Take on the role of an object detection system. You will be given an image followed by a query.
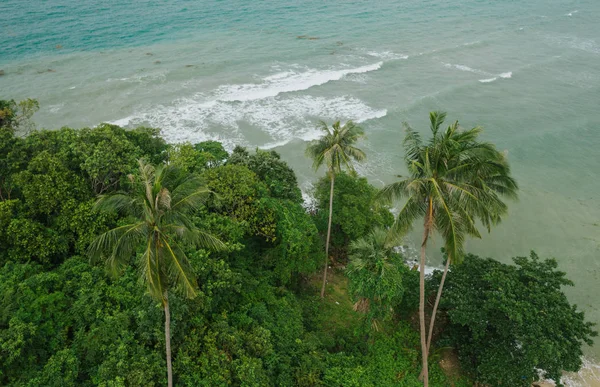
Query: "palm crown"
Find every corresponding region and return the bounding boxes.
[305,120,366,174]
[88,159,224,302]
[380,112,518,264]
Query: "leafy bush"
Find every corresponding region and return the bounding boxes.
[438,252,597,386]
[314,172,393,260]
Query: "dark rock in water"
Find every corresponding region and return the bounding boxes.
[154,60,161,64]
[145,52,153,56]
[37,69,56,74]
[297,35,319,40]
[308,37,319,40]
[0,70,4,76]
[185,64,194,68]
[336,41,343,46]
[297,35,307,39]
[55,44,63,49]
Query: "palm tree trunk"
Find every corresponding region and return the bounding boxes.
[320,173,335,298]
[419,200,432,387]
[426,254,451,354]
[164,293,173,387]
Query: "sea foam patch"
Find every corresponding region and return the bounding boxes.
[110,61,387,148]
[112,95,386,149]
[214,62,383,102]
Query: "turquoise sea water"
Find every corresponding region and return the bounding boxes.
[2,1,600,383]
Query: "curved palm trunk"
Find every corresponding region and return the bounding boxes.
[426,255,451,353]
[419,199,433,387]
[321,173,335,298]
[164,293,173,387]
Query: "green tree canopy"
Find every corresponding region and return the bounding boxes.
[438,252,597,386]
[228,146,303,203]
[315,172,393,259]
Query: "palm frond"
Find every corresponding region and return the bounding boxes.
[159,233,197,299]
[429,111,447,138]
[388,194,426,242]
[88,222,147,273]
[402,122,423,163]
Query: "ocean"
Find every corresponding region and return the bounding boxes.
[1,0,599,384]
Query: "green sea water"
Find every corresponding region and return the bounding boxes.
[1,1,600,383]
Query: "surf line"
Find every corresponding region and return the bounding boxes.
[442,62,512,83]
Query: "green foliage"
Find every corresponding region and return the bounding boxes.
[6,217,69,264]
[194,141,228,167]
[315,172,393,257]
[203,164,278,241]
[0,258,166,386]
[262,199,321,284]
[14,150,88,217]
[0,123,26,200]
[124,126,168,165]
[228,146,303,203]
[346,228,407,329]
[0,100,17,129]
[438,252,597,386]
[168,142,205,173]
[321,324,455,386]
[0,98,39,132]
[75,124,150,194]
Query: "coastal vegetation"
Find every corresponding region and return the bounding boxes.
[0,99,595,386]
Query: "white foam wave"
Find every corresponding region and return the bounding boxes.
[214,62,383,102]
[443,62,489,75]
[562,357,600,387]
[566,10,579,17]
[110,95,386,149]
[536,357,600,386]
[106,72,167,84]
[367,51,409,60]
[444,63,513,82]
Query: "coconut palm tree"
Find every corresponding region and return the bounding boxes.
[88,160,225,387]
[379,112,518,386]
[306,120,366,298]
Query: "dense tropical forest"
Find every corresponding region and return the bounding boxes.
[0,98,596,386]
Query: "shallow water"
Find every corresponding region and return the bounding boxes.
[2,0,600,382]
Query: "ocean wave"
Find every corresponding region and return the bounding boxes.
[110,95,386,149]
[543,34,600,55]
[537,357,600,386]
[443,62,489,76]
[214,62,383,102]
[106,71,167,84]
[367,51,409,60]
[443,62,513,83]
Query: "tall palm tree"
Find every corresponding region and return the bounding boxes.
[306,120,366,298]
[379,112,517,386]
[88,160,225,387]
